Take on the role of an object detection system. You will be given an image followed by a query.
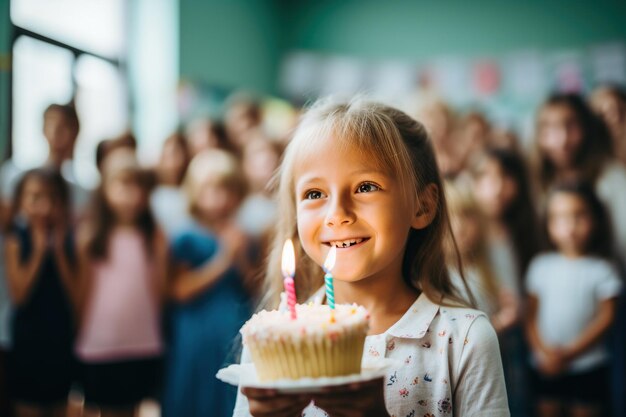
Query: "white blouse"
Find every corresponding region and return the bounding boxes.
[232,292,510,417]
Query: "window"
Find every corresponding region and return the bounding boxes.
[10,0,128,188]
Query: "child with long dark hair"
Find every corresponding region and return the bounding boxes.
[75,150,167,417]
[526,181,622,417]
[534,93,626,266]
[6,168,76,417]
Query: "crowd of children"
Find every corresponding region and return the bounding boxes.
[0,84,624,417]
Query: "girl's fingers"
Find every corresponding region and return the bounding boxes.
[241,386,278,399]
[319,377,384,393]
[247,397,312,417]
[242,387,313,416]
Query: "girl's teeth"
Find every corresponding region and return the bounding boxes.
[331,238,364,248]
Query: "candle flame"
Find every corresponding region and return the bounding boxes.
[323,246,336,272]
[281,239,295,277]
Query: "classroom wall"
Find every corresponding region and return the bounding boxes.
[178,0,283,95]
[279,0,626,59]
[179,0,626,95]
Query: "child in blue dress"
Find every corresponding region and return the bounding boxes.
[162,149,254,417]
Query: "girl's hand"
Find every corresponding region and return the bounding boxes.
[312,377,389,417]
[31,225,49,253]
[220,223,248,263]
[241,387,312,417]
[538,348,566,376]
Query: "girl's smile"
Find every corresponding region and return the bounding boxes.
[322,237,370,249]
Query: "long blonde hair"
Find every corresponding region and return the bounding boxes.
[444,180,499,304]
[262,97,470,309]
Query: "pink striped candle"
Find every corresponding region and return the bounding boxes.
[281,239,297,319]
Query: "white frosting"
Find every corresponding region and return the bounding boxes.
[241,303,370,343]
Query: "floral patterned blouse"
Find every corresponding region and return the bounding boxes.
[233,292,510,417]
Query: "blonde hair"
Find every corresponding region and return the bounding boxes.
[262,97,469,309]
[444,180,499,304]
[183,149,248,219]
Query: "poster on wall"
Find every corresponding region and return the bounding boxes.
[503,50,548,100]
[590,42,626,86]
[473,59,501,97]
[550,50,587,93]
[367,60,417,106]
[319,55,366,98]
[279,51,324,101]
[429,56,471,105]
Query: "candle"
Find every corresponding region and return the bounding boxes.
[281,239,297,319]
[323,246,337,321]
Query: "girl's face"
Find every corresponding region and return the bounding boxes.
[43,110,77,159]
[537,104,584,169]
[450,211,481,259]
[186,120,219,157]
[294,140,419,283]
[243,140,280,191]
[195,179,239,223]
[547,192,594,257]
[21,178,55,227]
[104,172,148,223]
[473,158,518,219]
[592,91,624,133]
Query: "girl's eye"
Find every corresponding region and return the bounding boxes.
[356,182,380,193]
[304,190,324,200]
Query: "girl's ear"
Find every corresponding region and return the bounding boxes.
[411,183,439,230]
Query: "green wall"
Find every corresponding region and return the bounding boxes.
[179,0,626,95]
[280,0,626,60]
[179,0,283,94]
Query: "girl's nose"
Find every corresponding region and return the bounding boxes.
[325,196,356,227]
[547,126,568,149]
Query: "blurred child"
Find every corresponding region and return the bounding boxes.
[224,93,263,151]
[526,181,622,417]
[75,151,166,417]
[95,132,138,175]
[6,168,75,417]
[534,93,626,267]
[0,199,12,416]
[456,111,491,171]
[446,180,519,331]
[151,133,192,237]
[185,118,235,158]
[1,103,89,215]
[236,135,281,239]
[162,149,253,417]
[457,154,538,415]
[471,148,541,291]
[589,85,626,165]
[415,99,463,178]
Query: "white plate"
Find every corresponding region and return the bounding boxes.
[216,358,397,394]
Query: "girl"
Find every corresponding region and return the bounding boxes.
[534,93,626,267]
[162,149,253,417]
[445,180,519,333]
[237,135,282,239]
[6,168,75,417]
[470,147,541,294]
[469,148,541,416]
[589,85,626,165]
[526,181,622,417]
[75,150,167,417]
[235,97,509,417]
[151,132,192,237]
